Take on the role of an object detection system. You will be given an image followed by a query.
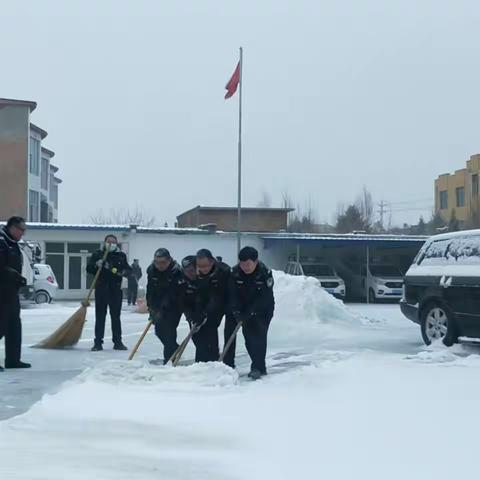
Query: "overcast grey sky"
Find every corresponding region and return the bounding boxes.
[2,0,480,227]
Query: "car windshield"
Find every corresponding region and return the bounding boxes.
[302,264,334,277]
[369,265,402,277]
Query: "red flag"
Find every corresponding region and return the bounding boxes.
[224,62,240,99]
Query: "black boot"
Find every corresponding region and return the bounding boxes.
[113,342,128,351]
[248,369,262,381]
[5,360,31,369]
[0,364,4,372]
[91,343,103,352]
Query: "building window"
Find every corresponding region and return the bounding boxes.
[29,137,40,175]
[440,190,448,210]
[473,174,479,197]
[29,190,40,221]
[41,158,49,190]
[456,187,465,207]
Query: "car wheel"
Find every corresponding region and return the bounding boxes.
[368,288,376,304]
[35,291,51,304]
[420,301,457,346]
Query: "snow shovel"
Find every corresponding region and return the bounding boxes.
[33,248,109,349]
[219,321,243,363]
[128,318,153,361]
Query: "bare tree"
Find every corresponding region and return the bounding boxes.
[89,206,156,227]
[257,189,272,208]
[355,186,374,230]
[281,189,295,226]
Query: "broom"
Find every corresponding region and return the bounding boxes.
[128,318,153,361]
[219,321,242,362]
[33,248,109,349]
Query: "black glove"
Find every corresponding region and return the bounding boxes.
[18,276,27,287]
[150,310,164,325]
[233,311,243,324]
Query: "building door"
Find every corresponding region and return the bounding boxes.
[67,253,93,291]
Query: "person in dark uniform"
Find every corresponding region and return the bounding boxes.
[194,249,231,362]
[146,248,183,363]
[127,259,142,306]
[177,255,210,361]
[87,234,131,351]
[226,246,275,380]
[177,255,198,324]
[0,216,31,371]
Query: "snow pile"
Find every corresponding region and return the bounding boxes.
[271,271,364,348]
[78,360,239,391]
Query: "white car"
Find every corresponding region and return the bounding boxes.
[285,261,346,299]
[33,264,58,304]
[364,264,404,303]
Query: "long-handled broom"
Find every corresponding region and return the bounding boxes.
[33,248,109,349]
[128,318,153,361]
[169,317,207,366]
[219,321,242,362]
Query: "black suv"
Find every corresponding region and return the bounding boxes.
[400,230,480,346]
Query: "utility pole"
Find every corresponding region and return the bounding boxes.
[378,200,387,231]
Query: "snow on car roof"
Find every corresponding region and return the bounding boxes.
[427,229,480,242]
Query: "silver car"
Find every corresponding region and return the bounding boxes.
[33,264,59,304]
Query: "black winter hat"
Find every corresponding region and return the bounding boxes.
[181,255,196,269]
[196,248,214,259]
[154,248,171,259]
[104,234,118,242]
[238,246,258,262]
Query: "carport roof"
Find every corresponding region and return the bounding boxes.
[262,233,428,248]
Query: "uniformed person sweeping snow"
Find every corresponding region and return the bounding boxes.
[225,246,275,380]
[177,255,199,324]
[146,248,183,364]
[194,249,231,362]
[0,216,31,371]
[87,235,131,351]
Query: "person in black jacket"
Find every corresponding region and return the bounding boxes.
[177,255,198,324]
[194,249,231,362]
[127,259,142,306]
[225,246,275,380]
[146,248,183,363]
[86,234,131,351]
[0,216,31,371]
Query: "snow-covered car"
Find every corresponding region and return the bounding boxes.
[284,261,346,299]
[400,229,480,346]
[33,263,58,304]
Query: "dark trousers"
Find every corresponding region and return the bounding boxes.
[94,286,123,345]
[0,293,22,364]
[223,315,271,374]
[222,314,237,368]
[127,283,138,305]
[153,311,182,362]
[192,315,222,362]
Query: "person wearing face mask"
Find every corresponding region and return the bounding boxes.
[86,234,131,351]
[225,246,275,380]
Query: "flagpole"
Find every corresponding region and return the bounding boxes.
[237,46,243,255]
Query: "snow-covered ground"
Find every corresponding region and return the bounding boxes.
[1,272,480,479]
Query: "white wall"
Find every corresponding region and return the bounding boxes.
[24,227,279,298]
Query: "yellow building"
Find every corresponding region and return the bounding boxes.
[435,154,480,226]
